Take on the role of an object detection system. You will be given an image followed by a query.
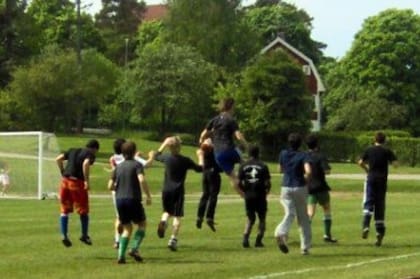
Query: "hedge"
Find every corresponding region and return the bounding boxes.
[317,132,420,166]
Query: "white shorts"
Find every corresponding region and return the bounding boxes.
[0,174,9,185]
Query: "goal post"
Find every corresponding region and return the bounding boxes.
[0,131,61,199]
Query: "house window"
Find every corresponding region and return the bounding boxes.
[302,65,311,76]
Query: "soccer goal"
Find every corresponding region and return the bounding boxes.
[0,131,61,199]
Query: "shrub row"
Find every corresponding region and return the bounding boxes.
[317,132,420,166]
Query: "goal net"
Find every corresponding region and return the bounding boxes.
[0,131,61,199]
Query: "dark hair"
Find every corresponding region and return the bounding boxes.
[375,132,386,144]
[86,139,100,150]
[306,134,319,150]
[218,97,235,112]
[121,141,136,159]
[248,145,260,159]
[113,138,126,154]
[288,133,302,150]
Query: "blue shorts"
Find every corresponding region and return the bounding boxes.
[214,148,241,174]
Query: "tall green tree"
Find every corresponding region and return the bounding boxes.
[222,49,311,154]
[27,0,105,54]
[5,46,119,132]
[166,0,260,71]
[244,2,325,64]
[126,42,217,135]
[0,0,40,87]
[324,9,420,133]
[95,0,146,65]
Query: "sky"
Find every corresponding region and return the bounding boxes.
[83,0,420,58]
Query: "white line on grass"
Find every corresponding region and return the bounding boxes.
[249,252,420,279]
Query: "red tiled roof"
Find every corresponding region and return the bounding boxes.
[143,4,168,21]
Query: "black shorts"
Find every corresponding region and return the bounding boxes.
[116,198,146,225]
[162,188,184,217]
[245,197,267,219]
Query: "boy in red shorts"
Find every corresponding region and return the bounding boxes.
[56,139,99,247]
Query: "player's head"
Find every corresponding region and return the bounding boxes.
[288,133,302,150]
[168,136,182,154]
[218,97,235,113]
[306,134,319,150]
[113,138,126,154]
[375,132,386,144]
[248,145,260,159]
[86,139,100,153]
[122,141,136,160]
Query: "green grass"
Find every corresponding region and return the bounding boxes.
[1,193,420,279]
[2,133,420,278]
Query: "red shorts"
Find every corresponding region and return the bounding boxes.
[59,177,89,215]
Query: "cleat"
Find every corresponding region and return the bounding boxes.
[196,218,203,229]
[117,258,126,264]
[206,219,216,232]
[276,236,289,254]
[242,238,250,248]
[79,235,92,245]
[375,234,384,247]
[301,249,310,255]
[157,221,167,238]
[128,250,143,262]
[323,236,338,243]
[255,234,264,247]
[168,238,177,251]
[255,241,264,248]
[62,237,72,247]
[362,228,369,239]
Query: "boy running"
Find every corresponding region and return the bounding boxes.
[238,145,271,248]
[56,139,99,247]
[153,136,203,251]
[109,138,153,249]
[305,134,337,243]
[358,132,397,246]
[108,141,152,264]
[0,161,10,196]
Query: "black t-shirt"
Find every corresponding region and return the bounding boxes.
[203,147,222,173]
[156,153,202,192]
[305,150,331,194]
[112,159,144,200]
[361,145,397,178]
[238,159,271,199]
[205,114,239,153]
[63,148,96,180]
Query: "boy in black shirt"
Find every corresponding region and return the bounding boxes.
[358,132,397,246]
[108,141,152,264]
[238,145,271,248]
[153,136,202,251]
[305,134,337,243]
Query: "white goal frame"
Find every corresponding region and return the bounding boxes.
[0,131,57,199]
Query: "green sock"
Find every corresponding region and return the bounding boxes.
[118,237,129,259]
[324,216,332,237]
[131,230,145,251]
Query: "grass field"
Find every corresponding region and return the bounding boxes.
[1,192,420,279]
[1,133,420,278]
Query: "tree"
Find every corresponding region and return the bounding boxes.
[227,49,311,155]
[324,9,420,133]
[254,0,281,7]
[0,0,41,87]
[27,0,105,54]
[165,0,260,71]
[95,0,146,65]
[136,20,166,55]
[126,42,217,135]
[5,46,119,132]
[244,3,325,64]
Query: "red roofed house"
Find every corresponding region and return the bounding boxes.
[261,36,326,131]
[143,4,168,22]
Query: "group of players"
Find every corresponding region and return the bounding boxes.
[56,97,397,263]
